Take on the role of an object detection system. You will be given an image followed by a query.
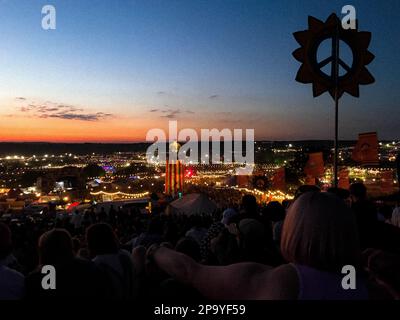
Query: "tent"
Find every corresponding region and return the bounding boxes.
[169,193,217,216]
[67,202,91,213]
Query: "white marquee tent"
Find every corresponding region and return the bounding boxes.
[168,193,217,216]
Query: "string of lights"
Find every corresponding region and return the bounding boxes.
[89,190,150,198]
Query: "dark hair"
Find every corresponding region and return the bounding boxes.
[327,187,350,200]
[380,205,393,220]
[241,195,258,218]
[147,217,163,234]
[86,223,118,257]
[262,201,286,222]
[39,229,74,265]
[175,237,201,262]
[211,229,240,265]
[281,200,292,209]
[242,195,257,210]
[189,215,202,228]
[349,183,367,200]
[0,222,12,260]
[366,249,400,294]
[72,237,81,254]
[295,185,320,199]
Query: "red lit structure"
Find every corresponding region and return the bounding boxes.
[165,159,184,196]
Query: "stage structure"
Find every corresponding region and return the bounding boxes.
[165,141,185,197]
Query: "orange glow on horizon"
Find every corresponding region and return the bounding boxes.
[0,116,153,143]
[0,110,299,142]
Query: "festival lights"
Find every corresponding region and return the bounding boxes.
[90,190,150,198]
[231,186,294,202]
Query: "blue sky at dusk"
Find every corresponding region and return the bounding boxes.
[0,0,399,142]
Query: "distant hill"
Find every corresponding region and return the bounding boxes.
[0,142,150,156]
[0,140,362,156]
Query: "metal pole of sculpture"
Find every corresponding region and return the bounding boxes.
[333,22,339,187]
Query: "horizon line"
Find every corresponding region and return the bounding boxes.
[1,139,397,144]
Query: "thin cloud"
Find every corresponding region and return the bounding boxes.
[215,111,232,116]
[221,119,242,124]
[208,94,219,99]
[20,106,32,112]
[3,114,33,119]
[148,107,195,119]
[15,97,26,101]
[56,105,84,112]
[161,109,181,119]
[39,112,112,121]
[15,100,113,122]
[161,114,178,119]
[38,107,60,112]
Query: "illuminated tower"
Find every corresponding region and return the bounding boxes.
[165,141,184,196]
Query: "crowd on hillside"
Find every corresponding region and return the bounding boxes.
[1,182,400,300]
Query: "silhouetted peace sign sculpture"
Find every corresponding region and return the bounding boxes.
[292,13,375,187]
[293,13,374,99]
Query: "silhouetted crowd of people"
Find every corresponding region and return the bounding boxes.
[2,182,400,300]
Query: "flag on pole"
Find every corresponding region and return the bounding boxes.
[237,174,250,188]
[304,152,324,178]
[396,153,400,186]
[338,168,350,189]
[305,176,316,185]
[381,170,394,194]
[352,132,379,166]
[272,167,286,191]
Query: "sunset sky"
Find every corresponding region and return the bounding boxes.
[0,0,399,142]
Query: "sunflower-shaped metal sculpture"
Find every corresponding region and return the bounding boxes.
[292,13,375,187]
[293,13,375,99]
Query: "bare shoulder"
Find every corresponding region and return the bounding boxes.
[253,263,299,300]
